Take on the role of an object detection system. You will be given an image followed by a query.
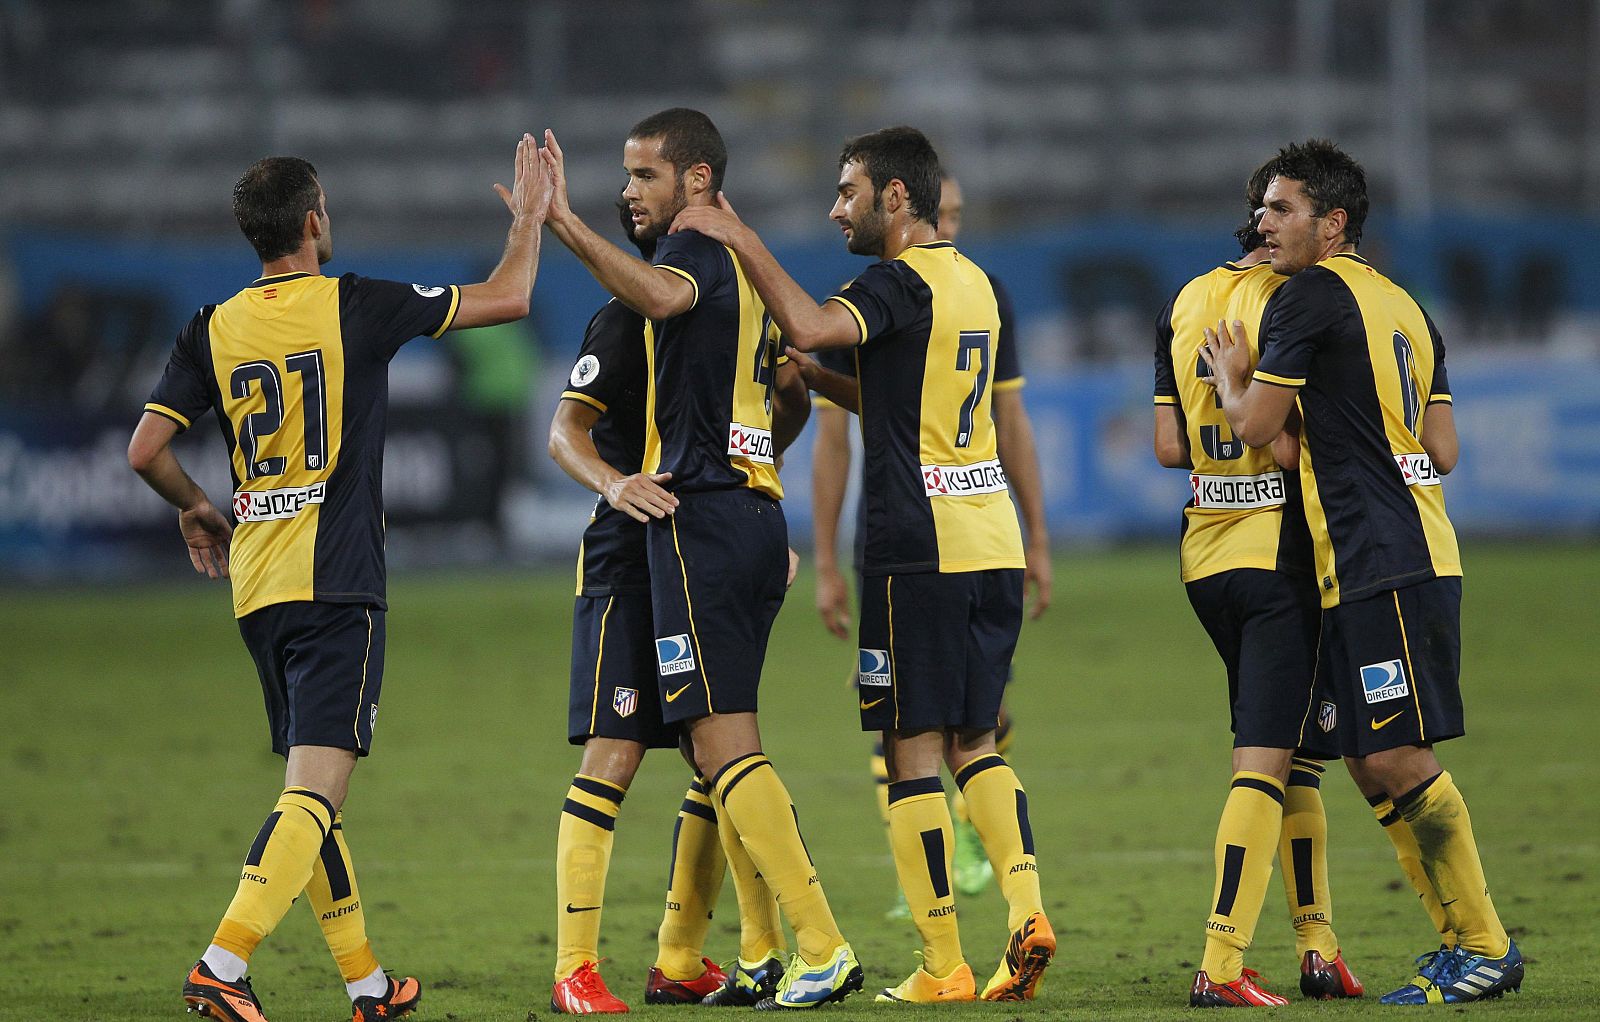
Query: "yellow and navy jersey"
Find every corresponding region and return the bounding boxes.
[1154,261,1313,583]
[645,229,784,501]
[817,270,1024,573]
[144,271,460,617]
[561,298,650,597]
[1253,253,1460,607]
[829,241,1025,575]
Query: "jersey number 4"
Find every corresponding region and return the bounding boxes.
[230,350,329,479]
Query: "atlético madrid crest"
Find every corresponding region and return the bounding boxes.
[613,687,638,718]
[1318,700,1337,733]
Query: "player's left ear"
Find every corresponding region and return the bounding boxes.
[1323,207,1348,244]
[684,162,713,199]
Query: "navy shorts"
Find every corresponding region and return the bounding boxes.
[857,569,1023,733]
[646,489,788,723]
[237,600,385,758]
[1318,576,1465,757]
[568,591,679,748]
[1185,568,1336,757]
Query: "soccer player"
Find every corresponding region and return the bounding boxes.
[127,138,553,1022]
[674,126,1053,1004]
[1155,157,1363,1007]
[1201,138,1524,1006]
[811,172,1050,913]
[544,196,804,1013]
[538,110,862,1010]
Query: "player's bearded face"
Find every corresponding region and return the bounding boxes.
[622,137,688,244]
[832,163,890,256]
[1259,177,1327,275]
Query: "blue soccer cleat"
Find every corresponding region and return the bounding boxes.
[700,951,784,1007]
[1379,939,1523,1005]
[753,944,863,1009]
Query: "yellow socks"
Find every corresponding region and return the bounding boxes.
[1394,771,1508,958]
[1368,790,1456,947]
[305,812,381,984]
[887,777,964,977]
[713,753,843,965]
[951,714,1010,826]
[1200,771,1284,983]
[655,775,727,981]
[953,754,1041,931]
[212,787,336,961]
[555,774,625,980]
[1280,758,1339,959]
[712,781,784,963]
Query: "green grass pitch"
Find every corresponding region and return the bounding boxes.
[2,543,1595,1020]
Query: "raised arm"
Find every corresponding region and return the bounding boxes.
[453,134,555,330]
[540,130,695,321]
[671,194,860,351]
[127,412,232,578]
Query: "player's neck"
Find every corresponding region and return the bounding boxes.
[877,220,939,261]
[1312,238,1357,265]
[258,244,323,281]
[1234,247,1271,268]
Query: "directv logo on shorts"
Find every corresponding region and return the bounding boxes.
[858,648,891,687]
[1360,659,1410,704]
[656,634,697,676]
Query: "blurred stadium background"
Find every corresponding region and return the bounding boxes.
[2,0,1597,580]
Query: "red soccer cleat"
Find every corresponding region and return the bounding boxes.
[551,961,630,1014]
[1299,949,1364,999]
[1190,967,1291,1007]
[644,957,729,1004]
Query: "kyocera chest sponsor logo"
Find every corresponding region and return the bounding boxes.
[727,423,775,465]
[656,633,697,676]
[233,481,326,522]
[858,648,891,687]
[1360,659,1410,704]
[921,459,1007,497]
[1394,452,1442,487]
[1189,470,1286,509]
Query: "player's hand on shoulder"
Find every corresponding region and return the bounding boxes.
[604,471,678,522]
[179,499,232,579]
[670,192,747,246]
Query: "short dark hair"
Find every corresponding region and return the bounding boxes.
[1271,138,1368,248]
[233,157,322,262]
[839,126,942,227]
[628,107,727,194]
[1234,155,1279,255]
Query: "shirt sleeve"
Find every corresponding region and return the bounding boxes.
[144,308,216,430]
[652,230,728,311]
[561,300,645,414]
[1423,309,1451,404]
[1253,268,1342,389]
[1152,292,1178,405]
[990,274,1023,390]
[827,259,922,346]
[339,274,462,362]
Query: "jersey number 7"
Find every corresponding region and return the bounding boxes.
[230,350,329,479]
[955,330,992,448]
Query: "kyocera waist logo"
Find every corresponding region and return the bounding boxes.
[656,634,697,676]
[727,423,775,465]
[233,481,326,522]
[921,459,1007,497]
